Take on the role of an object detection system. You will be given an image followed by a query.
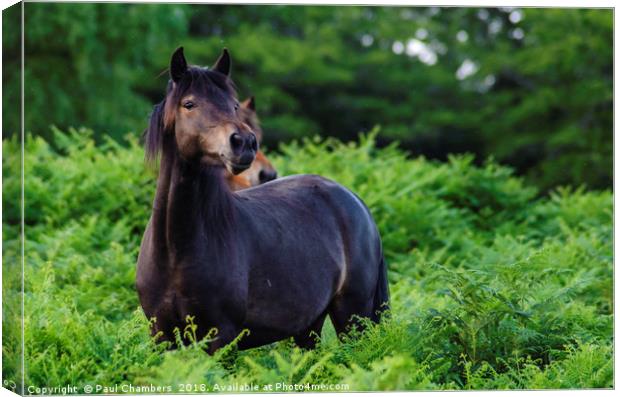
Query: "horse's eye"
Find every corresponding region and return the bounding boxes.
[183,101,195,110]
[234,103,239,111]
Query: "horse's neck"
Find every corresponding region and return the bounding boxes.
[151,138,236,261]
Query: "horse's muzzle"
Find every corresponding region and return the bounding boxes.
[229,131,257,174]
[259,169,278,183]
[231,162,252,174]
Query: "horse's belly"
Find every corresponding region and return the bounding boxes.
[243,256,340,335]
[236,325,294,350]
[243,305,320,335]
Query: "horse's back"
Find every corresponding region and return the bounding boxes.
[238,174,369,214]
[237,173,380,251]
[237,174,378,248]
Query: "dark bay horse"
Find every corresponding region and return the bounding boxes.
[225,97,278,191]
[136,47,389,353]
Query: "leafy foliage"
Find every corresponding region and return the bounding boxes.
[3,4,612,189]
[3,3,188,141]
[2,129,612,391]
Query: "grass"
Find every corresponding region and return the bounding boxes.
[2,127,613,392]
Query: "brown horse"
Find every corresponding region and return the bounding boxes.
[136,47,389,353]
[225,97,277,191]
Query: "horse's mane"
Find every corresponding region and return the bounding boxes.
[143,66,238,163]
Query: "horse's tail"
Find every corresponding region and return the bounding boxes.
[371,254,390,323]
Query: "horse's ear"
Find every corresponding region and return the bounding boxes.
[170,47,188,83]
[212,48,231,76]
[241,96,255,111]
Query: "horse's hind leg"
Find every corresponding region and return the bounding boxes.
[293,312,328,349]
[328,293,375,339]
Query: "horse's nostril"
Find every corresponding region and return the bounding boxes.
[230,133,243,150]
[249,134,258,152]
